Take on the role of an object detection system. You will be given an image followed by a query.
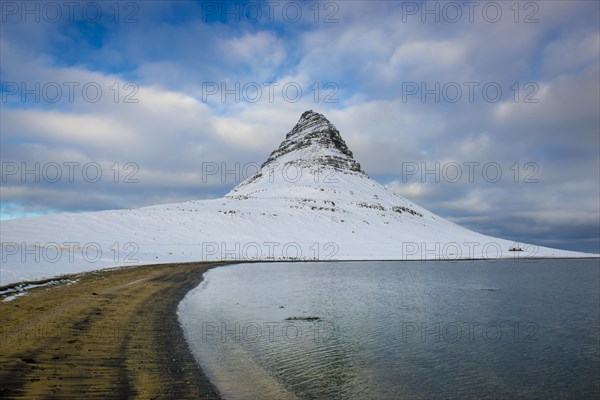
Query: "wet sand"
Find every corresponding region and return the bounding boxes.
[0,262,229,399]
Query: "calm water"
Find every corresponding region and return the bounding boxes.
[178,260,600,399]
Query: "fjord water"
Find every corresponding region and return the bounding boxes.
[178,260,600,399]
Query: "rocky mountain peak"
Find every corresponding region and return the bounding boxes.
[260,110,365,175]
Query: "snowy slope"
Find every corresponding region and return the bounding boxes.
[0,111,593,285]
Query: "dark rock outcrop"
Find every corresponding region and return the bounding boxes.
[260,110,366,175]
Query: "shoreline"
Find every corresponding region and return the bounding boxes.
[1,258,597,397]
[2,255,598,292]
[0,262,229,399]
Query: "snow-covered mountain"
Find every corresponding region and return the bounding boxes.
[0,111,593,286]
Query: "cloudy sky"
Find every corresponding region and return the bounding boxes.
[1,0,598,253]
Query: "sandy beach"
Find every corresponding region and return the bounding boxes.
[0,262,227,399]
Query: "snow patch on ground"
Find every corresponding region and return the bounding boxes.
[0,279,79,301]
